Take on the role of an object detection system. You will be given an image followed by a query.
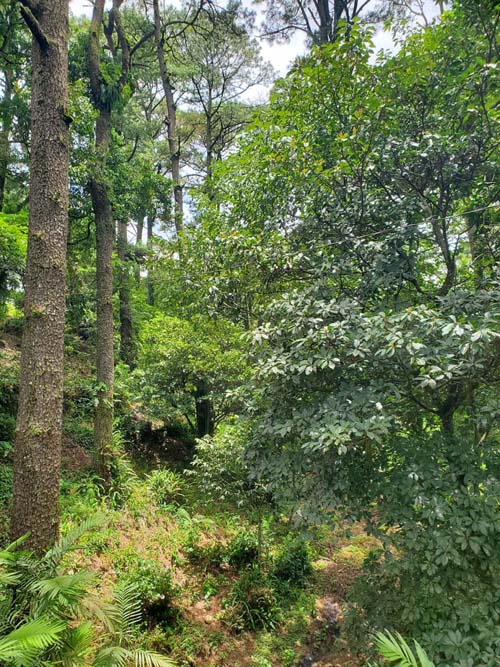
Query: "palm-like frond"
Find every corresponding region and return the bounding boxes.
[93,647,175,667]
[0,531,176,667]
[79,595,118,634]
[128,650,176,667]
[0,569,20,586]
[33,572,95,607]
[0,617,64,663]
[373,631,434,667]
[43,517,105,571]
[93,646,130,667]
[58,621,94,667]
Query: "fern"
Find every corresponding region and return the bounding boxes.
[0,528,176,667]
[108,583,143,638]
[372,631,435,667]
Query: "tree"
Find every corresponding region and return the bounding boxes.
[86,0,150,483]
[256,0,376,43]
[152,0,185,234]
[135,313,248,437]
[194,4,500,661]
[11,0,70,553]
[180,4,272,184]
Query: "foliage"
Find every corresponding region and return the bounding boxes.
[0,212,27,321]
[189,421,270,514]
[104,430,138,508]
[0,525,174,666]
[0,353,18,448]
[147,468,186,507]
[190,4,500,664]
[272,538,312,587]
[226,532,260,569]
[346,435,500,666]
[120,556,178,629]
[223,568,281,632]
[371,631,435,667]
[134,314,248,434]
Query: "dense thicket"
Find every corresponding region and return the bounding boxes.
[0,0,498,665]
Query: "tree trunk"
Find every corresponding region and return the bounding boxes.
[195,378,214,438]
[0,71,13,211]
[11,0,70,554]
[134,213,144,286]
[117,218,135,367]
[146,213,155,306]
[89,110,115,485]
[153,0,183,234]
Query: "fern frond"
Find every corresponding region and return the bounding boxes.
[0,569,20,587]
[108,584,142,637]
[80,595,117,634]
[93,645,129,667]
[33,571,95,608]
[129,649,176,667]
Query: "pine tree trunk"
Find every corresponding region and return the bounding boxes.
[89,109,114,486]
[11,0,70,554]
[118,218,135,367]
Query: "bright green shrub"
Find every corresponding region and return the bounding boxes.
[147,468,185,507]
[224,568,281,631]
[121,557,178,628]
[226,532,260,569]
[0,212,26,322]
[272,538,313,586]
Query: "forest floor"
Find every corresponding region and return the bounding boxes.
[0,326,379,667]
[59,442,379,667]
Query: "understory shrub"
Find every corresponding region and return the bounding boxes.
[147,468,186,507]
[223,568,281,632]
[121,557,179,628]
[226,532,260,569]
[272,538,313,586]
[346,437,500,667]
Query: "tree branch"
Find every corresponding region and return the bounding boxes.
[19,5,48,50]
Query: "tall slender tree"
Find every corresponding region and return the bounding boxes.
[11,0,70,553]
[87,0,117,484]
[152,0,183,235]
[87,0,152,482]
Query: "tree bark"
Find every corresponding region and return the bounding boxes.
[11,0,70,554]
[134,213,144,286]
[153,0,183,234]
[87,0,116,484]
[89,109,115,486]
[194,378,214,438]
[117,218,135,367]
[146,213,155,306]
[0,71,13,211]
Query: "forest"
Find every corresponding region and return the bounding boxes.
[0,0,498,665]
